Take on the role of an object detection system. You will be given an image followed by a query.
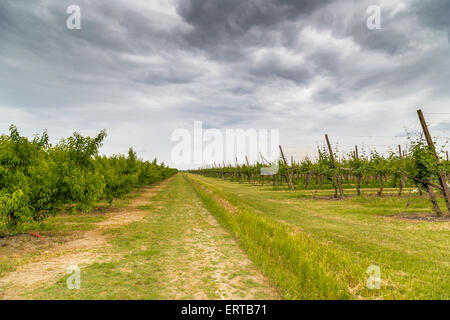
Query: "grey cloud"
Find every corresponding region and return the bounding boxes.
[133,64,203,85]
[412,0,450,42]
[176,0,335,48]
[249,58,312,85]
[0,0,449,168]
[312,87,345,105]
[0,0,191,110]
[305,0,418,56]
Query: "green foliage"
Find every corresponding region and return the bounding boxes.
[347,149,369,176]
[0,126,177,228]
[316,146,336,180]
[191,138,448,196]
[368,151,390,177]
[406,137,439,190]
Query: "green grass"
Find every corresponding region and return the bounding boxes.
[186,173,450,300]
[4,173,448,300]
[0,188,150,278]
[29,174,277,300]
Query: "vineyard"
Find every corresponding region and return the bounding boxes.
[190,111,450,218]
[176,111,449,299]
[0,125,177,232]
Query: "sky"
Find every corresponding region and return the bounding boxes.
[0,0,449,169]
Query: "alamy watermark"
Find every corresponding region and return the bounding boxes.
[66,5,81,30]
[66,265,81,290]
[366,5,381,30]
[64,5,380,33]
[366,265,381,290]
[171,121,280,167]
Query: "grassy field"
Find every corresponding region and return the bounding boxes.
[0,173,448,300]
[185,173,450,300]
[0,175,278,299]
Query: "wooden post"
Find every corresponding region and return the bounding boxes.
[355,145,361,196]
[417,109,450,214]
[398,145,405,197]
[428,183,443,217]
[279,145,294,190]
[325,134,335,164]
[447,151,449,182]
[325,134,344,199]
[259,152,270,165]
[325,134,338,198]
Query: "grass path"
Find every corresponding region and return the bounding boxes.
[185,173,450,300]
[2,174,278,299]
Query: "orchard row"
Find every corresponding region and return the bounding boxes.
[190,136,450,216]
[0,125,177,228]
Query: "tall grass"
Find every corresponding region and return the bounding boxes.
[186,174,380,300]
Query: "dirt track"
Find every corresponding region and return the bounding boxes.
[0,179,172,299]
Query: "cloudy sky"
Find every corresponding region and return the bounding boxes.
[0,0,449,168]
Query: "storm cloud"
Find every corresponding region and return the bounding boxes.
[0,0,449,168]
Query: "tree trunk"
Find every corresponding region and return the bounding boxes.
[427,184,442,217]
[414,183,423,196]
[398,176,406,197]
[377,175,384,196]
[332,182,338,199]
[337,175,344,199]
[357,175,362,196]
